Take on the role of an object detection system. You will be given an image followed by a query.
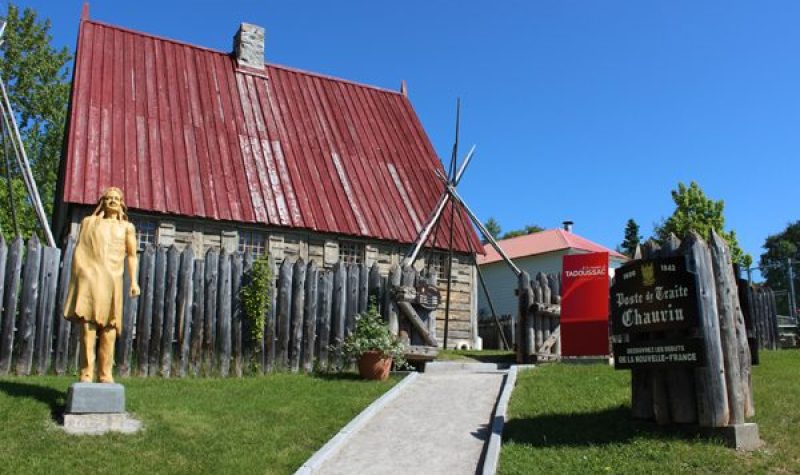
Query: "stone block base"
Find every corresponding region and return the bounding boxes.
[63,413,142,435]
[705,423,762,451]
[66,383,125,413]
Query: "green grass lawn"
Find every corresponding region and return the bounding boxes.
[0,373,398,474]
[500,350,800,474]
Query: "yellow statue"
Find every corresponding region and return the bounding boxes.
[64,187,140,383]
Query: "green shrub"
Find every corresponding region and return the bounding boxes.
[339,299,406,368]
[240,254,272,356]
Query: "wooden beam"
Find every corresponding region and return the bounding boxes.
[396,301,437,347]
[404,344,439,361]
[537,326,560,355]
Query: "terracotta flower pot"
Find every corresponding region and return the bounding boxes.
[357,350,392,381]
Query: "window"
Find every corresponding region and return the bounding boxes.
[238,230,267,256]
[339,241,364,265]
[132,219,157,250]
[428,252,451,283]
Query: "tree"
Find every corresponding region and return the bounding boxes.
[619,218,642,257]
[501,224,544,240]
[654,181,752,266]
[483,217,501,244]
[0,3,71,239]
[759,221,799,314]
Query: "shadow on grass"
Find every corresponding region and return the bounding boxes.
[0,380,66,422]
[311,372,365,382]
[441,351,516,365]
[503,406,685,448]
[465,354,516,364]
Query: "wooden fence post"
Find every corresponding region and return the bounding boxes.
[517,271,531,363]
[290,259,306,372]
[387,265,401,336]
[547,273,560,305]
[149,246,167,376]
[35,246,60,375]
[765,288,775,349]
[400,266,415,343]
[203,248,219,374]
[424,270,437,340]
[754,289,764,349]
[767,289,779,350]
[177,247,195,378]
[189,257,205,376]
[317,270,332,370]
[533,278,544,350]
[710,230,749,424]
[276,259,293,369]
[160,245,180,377]
[303,261,318,372]
[54,237,76,375]
[368,263,381,310]
[332,262,346,368]
[230,251,243,377]
[117,248,138,378]
[358,263,369,314]
[346,264,359,337]
[540,274,553,347]
[136,245,156,376]
[16,236,42,375]
[66,320,80,375]
[217,250,232,377]
[685,231,729,427]
[262,254,276,373]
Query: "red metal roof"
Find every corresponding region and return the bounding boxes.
[477,229,627,265]
[61,18,482,254]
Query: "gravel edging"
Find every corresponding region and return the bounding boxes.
[481,364,536,475]
[294,372,420,474]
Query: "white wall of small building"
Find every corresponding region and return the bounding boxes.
[478,249,626,319]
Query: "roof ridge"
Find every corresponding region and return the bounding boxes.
[83,18,404,97]
[85,18,227,55]
[266,63,404,96]
[553,228,572,248]
[492,228,557,245]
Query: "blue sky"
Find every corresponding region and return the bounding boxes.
[11,1,800,278]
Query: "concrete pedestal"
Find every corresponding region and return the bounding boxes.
[709,423,762,451]
[63,383,141,435]
[66,383,125,413]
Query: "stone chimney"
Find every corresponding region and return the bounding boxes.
[233,23,265,69]
[562,220,574,233]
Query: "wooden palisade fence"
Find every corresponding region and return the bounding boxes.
[626,231,754,428]
[0,235,437,378]
[516,271,561,362]
[744,285,780,351]
[477,314,513,350]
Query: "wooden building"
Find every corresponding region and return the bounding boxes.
[53,10,483,348]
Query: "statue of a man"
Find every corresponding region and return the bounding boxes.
[64,187,140,383]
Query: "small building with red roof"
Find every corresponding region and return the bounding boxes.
[477,224,627,320]
[53,10,483,347]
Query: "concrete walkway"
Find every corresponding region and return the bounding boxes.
[312,363,508,475]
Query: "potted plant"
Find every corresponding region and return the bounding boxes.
[341,302,406,381]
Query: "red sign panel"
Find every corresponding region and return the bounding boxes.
[561,252,610,357]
